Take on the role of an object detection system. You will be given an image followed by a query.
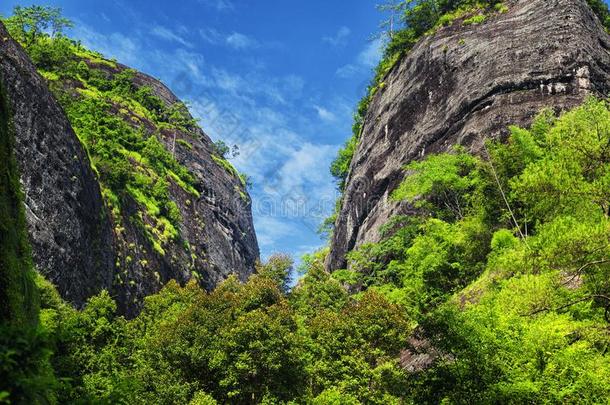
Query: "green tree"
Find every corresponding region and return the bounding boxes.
[256,254,294,294]
[3,5,73,49]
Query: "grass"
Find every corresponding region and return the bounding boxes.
[463,14,487,25]
[71,45,118,68]
[212,154,239,177]
[39,70,60,81]
[177,138,193,150]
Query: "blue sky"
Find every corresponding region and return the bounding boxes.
[0,0,384,263]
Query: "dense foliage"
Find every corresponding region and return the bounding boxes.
[20,255,409,404]
[2,5,72,49]
[3,97,610,403]
[337,99,610,402]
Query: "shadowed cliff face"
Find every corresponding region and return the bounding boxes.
[0,22,116,305]
[327,0,610,271]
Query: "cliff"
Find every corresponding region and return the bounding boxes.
[125,68,260,304]
[0,21,259,315]
[0,22,116,305]
[0,68,38,326]
[328,0,610,270]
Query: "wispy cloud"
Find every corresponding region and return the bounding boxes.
[313,105,336,122]
[276,143,337,194]
[73,22,140,66]
[198,0,234,12]
[200,29,278,52]
[255,216,294,248]
[335,64,358,79]
[323,26,351,47]
[173,49,206,80]
[358,38,383,67]
[73,20,211,90]
[206,68,304,105]
[226,32,259,50]
[151,25,193,48]
[199,28,223,45]
[336,37,383,78]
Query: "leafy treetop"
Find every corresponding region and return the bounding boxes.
[3,5,73,49]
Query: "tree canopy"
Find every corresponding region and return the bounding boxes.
[3,5,73,48]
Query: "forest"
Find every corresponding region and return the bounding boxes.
[5,97,610,403]
[2,1,610,404]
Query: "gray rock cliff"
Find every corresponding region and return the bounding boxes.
[117,69,260,313]
[328,0,610,270]
[0,21,259,315]
[0,21,116,304]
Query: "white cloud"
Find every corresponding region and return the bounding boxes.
[277,143,337,194]
[174,49,206,80]
[73,21,210,91]
[254,216,294,248]
[201,28,282,52]
[226,32,259,50]
[198,0,234,11]
[211,68,244,92]
[151,25,193,48]
[313,105,336,122]
[323,26,351,47]
[336,38,384,78]
[335,64,358,78]
[358,38,383,67]
[199,28,223,45]
[73,23,140,66]
[204,68,304,106]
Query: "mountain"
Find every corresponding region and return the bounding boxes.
[327,0,610,271]
[0,20,259,315]
[2,1,610,403]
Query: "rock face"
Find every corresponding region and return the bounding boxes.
[327,0,610,270]
[0,21,259,315]
[80,65,260,316]
[116,69,260,313]
[0,22,116,304]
